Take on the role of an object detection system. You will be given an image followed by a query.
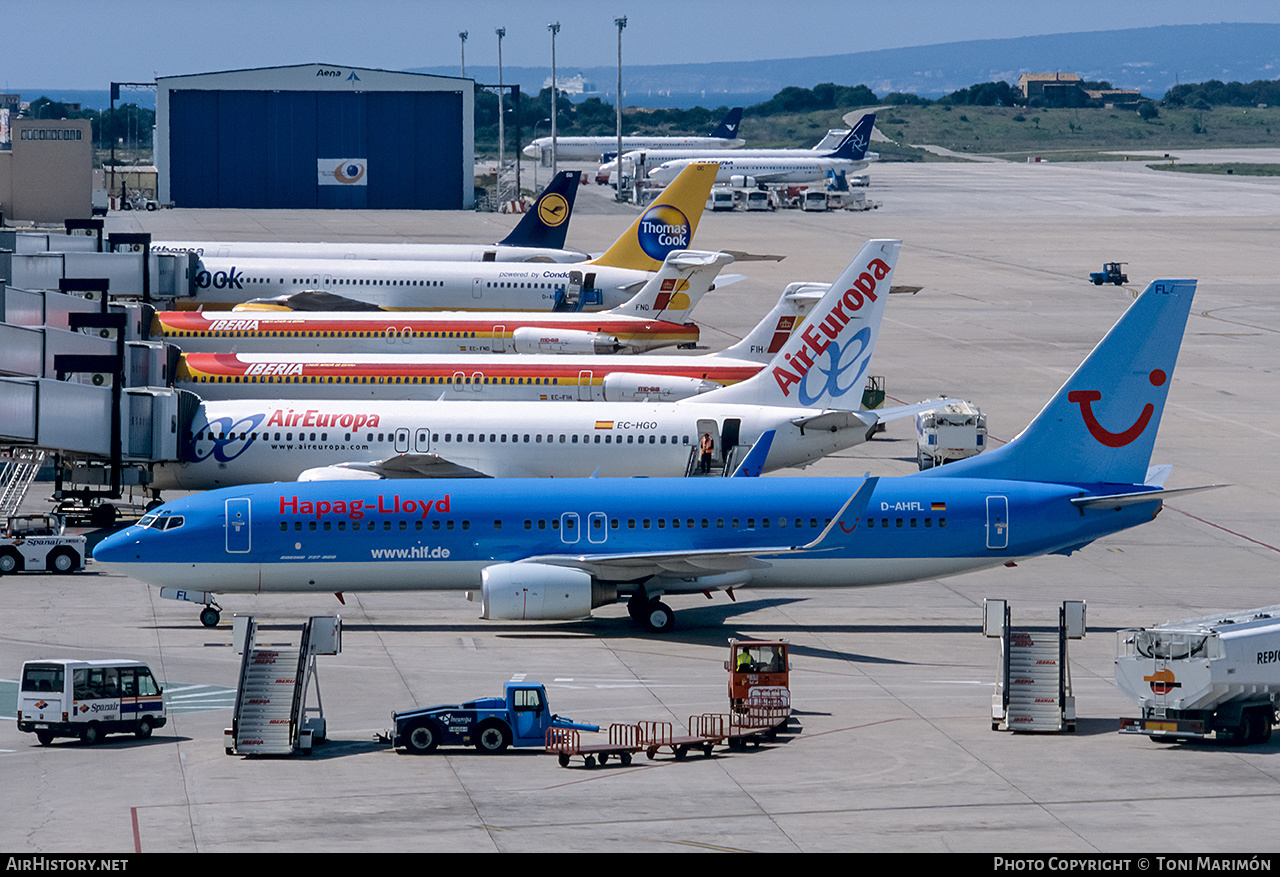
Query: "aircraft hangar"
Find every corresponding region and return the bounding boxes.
[154,64,474,210]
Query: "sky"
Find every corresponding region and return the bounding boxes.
[6,0,1280,89]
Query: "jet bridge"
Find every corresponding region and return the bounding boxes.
[0,280,189,519]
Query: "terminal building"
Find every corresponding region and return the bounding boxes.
[155,64,474,210]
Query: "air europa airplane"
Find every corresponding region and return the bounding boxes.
[172,274,837,402]
[150,171,590,265]
[177,163,721,313]
[94,278,1212,631]
[152,249,730,357]
[148,240,921,489]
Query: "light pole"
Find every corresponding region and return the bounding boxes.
[459,31,467,78]
[548,21,560,177]
[615,16,627,201]
[532,118,550,189]
[496,27,505,200]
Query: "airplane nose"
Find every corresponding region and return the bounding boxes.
[92,528,140,564]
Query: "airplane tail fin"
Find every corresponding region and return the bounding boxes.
[497,171,579,250]
[709,107,744,140]
[719,282,828,363]
[921,279,1197,486]
[696,239,899,408]
[828,113,876,161]
[612,250,733,321]
[588,162,719,272]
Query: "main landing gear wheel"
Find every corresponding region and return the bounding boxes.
[642,601,675,633]
[199,606,222,628]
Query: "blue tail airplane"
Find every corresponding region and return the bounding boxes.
[94,278,1214,631]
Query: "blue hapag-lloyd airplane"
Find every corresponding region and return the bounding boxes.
[94,278,1216,632]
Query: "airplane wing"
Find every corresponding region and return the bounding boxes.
[522,478,877,583]
[297,454,492,481]
[235,291,385,312]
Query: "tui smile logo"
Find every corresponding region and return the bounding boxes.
[1068,369,1166,448]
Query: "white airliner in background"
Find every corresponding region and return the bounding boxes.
[646,116,877,186]
[150,240,930,490]
[524,108,744,162]
[178,163,722,313]
[150,171,589,264]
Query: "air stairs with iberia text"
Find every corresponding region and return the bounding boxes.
[985,599,1086,733]
[225,615,341,756]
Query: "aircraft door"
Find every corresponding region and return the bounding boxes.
[720,418,741,464]
[588,512,608,544]
[560,513,580,545]
[491,324,506,353]
[472,278,483,299]
[578,370,594,401]
[225,498,251,554]
[986,496,1009,550]
[413,428,431,453]
[394,428,410,454]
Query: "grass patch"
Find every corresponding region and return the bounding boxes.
[1147,162,1280,176]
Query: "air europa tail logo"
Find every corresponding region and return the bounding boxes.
[636,205,691,261]
[1068,369,1165,448]
[772,257,891,398]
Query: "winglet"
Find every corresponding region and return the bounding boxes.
[588,162,718,272]
[497,170,579,250]
[730,429,775,477]
[799,477,879,550]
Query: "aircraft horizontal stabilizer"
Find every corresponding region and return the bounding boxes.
[1069,483,1227,510]
[298,455,492,481]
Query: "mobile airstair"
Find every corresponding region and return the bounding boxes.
[225,615,341,756]
[985,599,1085,733]
[0,449,47,517]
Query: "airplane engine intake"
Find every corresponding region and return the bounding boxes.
[473,562,617,621]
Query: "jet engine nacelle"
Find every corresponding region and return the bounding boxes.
[473,562,617,621]
[729,175,758,188]
[510,326,622,355]
[600,372,720,402]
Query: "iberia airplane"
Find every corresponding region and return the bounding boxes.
[94,276,1211,631]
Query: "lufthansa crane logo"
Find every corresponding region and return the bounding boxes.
[1068,369,1166,448]
[537,193,569,227]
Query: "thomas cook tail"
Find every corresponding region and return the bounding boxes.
[588,162,719,272]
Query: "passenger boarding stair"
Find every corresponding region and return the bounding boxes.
[226,615,341,756]
[0,449,47,517]
[985,599,1085,733]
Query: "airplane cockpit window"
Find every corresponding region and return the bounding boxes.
[139,514,185,531]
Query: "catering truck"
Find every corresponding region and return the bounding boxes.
[1116,605,1280,744]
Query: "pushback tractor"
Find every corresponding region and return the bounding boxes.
[1116,605,1280,745]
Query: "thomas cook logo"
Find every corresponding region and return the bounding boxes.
[1144,668,1180,695]
[1068,369,1166,448]
[333,161,366,184]
[636,204,691,262]
[537,193,569,227]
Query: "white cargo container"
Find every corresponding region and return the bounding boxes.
[915,400,986,469]
[1116,605,1280,744]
